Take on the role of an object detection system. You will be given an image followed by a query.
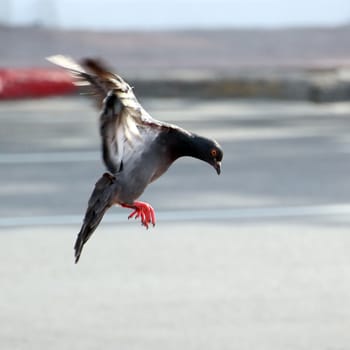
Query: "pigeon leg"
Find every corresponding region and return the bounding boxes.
[121,201,156,228]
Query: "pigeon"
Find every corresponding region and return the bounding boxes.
[47,55,223,263]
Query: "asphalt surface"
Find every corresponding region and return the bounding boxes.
[1,97,350,349]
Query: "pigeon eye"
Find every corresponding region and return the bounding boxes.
[211,149,218,157]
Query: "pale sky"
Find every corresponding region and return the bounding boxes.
[2,0,350,29]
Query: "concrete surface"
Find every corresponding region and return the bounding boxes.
[1,97,350,349]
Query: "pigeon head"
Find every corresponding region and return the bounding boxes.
[192,135,223,175]
[165,129,223,175]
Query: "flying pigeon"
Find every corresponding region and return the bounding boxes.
[47,55,223,263]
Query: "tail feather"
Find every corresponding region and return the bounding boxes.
[74,173,116,263]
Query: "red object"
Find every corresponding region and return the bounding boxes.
[121,201,156,229]
[0,68,77,99]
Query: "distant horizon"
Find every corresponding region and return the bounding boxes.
[1,22,350,33]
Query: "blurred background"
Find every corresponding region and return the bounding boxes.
[1,1,350,349]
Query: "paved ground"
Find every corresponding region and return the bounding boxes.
[1,97,350,349]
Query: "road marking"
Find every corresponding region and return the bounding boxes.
[0,151,100,164]
[0,204,350,228]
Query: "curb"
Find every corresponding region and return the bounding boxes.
[132,69,350,102]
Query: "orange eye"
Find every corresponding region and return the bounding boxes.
[211,149,218,157]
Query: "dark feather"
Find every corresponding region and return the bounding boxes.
[74,173,116,263]
[99,91,123,173]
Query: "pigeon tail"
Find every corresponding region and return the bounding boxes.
[74,173,116,263]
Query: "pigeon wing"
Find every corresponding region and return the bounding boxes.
[48,55,160,173]
[47,55,154,124]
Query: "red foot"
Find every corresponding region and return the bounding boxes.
[121,201,156,229]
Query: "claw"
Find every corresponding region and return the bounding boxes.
[121,201,156,229]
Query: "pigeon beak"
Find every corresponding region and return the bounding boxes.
[214,161,221,175]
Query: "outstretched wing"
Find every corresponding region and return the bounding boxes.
[47,55,154,124]
[47,55,160,174]
[74,173,116,263]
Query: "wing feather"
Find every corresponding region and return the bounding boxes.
[48,55,161,174]
[47,55,154,122]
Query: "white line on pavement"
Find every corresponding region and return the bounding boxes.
[0,204,349,228]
